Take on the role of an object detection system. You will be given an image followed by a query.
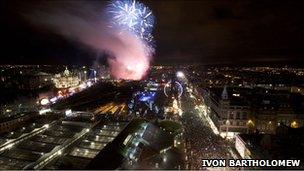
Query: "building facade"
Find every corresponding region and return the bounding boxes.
[203,86,250,138]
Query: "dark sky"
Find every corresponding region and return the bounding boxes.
[1,0,304,65]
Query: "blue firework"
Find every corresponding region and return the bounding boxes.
[107,0,155,43]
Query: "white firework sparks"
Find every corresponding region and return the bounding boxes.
[107,0,155,43]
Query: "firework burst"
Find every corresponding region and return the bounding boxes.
[107,0,155,44]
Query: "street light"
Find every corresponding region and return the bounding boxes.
[7,144,13,149]
[40,98,50,106]
[226,120,230,138]
[247,119,254,126]
[176,71,185,78]
[291,121,298,128]
[65,109,72,116]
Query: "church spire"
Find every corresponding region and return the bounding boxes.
[222,85,228,100]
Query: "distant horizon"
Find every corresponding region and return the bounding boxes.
[2,60,304,68]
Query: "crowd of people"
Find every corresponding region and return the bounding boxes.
[181,95,233,170]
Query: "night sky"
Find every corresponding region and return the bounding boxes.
[1,0,304,65]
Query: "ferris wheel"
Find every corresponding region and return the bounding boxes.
[163,80,183,98]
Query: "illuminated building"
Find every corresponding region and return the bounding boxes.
[203,86,250,138]
[204,86,304,137]
[0,114,34,134]
[0,103,37,134]
[235,126,304,170]
[52,68,80,88]
[0,70,52,90]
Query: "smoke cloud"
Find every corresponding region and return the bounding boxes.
[23,2,152,80]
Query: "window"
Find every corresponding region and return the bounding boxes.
[243,113,248,120]
[229,114,234,119]
[236,112,241,119]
